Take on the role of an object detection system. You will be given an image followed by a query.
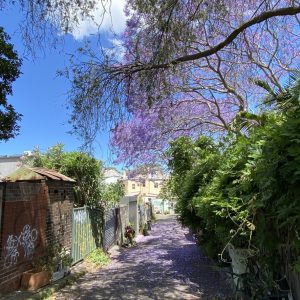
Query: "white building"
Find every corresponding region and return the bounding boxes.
[0,155,22,180]
[103,167,123,184]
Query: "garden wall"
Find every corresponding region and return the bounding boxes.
[101,201,152,249]
[102,205,130,250]
[129,200,139,233]
[120,195,139,234]
[102,195,153,248]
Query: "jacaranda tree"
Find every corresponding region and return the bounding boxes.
[67,0,300,165]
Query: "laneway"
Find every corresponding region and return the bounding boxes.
[55,215,232,299]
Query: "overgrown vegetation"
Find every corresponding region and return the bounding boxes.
[167,76,300,298]
[24,144,124,207]
[85,248,110,267]
[101,180,125,205]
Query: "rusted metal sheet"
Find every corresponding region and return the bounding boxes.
[31,168,75,182]
[4,167,75,182]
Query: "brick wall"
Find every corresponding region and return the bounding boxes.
[47,181,74,251]
[0,180,75,294]
[0,181,48,293]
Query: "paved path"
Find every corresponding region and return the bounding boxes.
[55,215,232,299]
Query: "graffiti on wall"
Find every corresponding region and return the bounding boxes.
[4,235,19,267]
[4,225,38,268]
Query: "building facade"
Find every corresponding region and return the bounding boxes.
[122,169,167,203]
[103,168,123,184]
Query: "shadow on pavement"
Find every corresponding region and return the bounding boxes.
[55,216,232,300]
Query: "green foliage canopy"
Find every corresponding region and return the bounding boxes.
[100,180,125,205]
[0,26,22,140]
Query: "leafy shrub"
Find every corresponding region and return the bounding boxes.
[167,136,221,233]
[166,77,300,298]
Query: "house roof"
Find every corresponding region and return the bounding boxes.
[4,167,76,182]
[103,168,123,178]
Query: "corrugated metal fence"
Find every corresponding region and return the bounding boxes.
[103,208,118,251]
[71,201,153,265]
[71,206,103,264]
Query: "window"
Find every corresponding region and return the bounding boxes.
[142,182,146,187]
[154,182,158,188]
[132,183,136,189]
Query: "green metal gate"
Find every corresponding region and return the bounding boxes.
[71,206,103,264]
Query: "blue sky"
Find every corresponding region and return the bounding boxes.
[0,1,126,167]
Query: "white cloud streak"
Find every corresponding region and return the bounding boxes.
[70,0,127,40]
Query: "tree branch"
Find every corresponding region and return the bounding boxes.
[118,6,300,74]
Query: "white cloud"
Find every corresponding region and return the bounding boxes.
[70,0,127,40]
[105,38,126,60]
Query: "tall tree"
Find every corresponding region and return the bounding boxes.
[0,26,22,140]
[67,0,300,165]
[24,143,125,207]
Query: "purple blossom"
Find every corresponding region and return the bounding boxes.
[107,1,300,166]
